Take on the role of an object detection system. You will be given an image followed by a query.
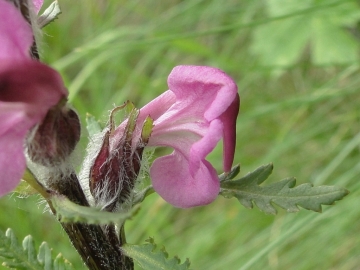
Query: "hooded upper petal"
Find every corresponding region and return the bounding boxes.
[130,65,239,208]
[166,65,239,172]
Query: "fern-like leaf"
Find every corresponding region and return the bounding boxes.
[0,228,73,270]
[220,163,349,215]
[122,238,191,270]
[219,164,241,182]
[51,195,139,225]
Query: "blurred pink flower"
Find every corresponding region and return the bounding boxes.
[112,65,239,208]
[0,0,67,196]
[32,0,44,13]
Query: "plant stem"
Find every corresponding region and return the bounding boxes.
[48,172,134,270]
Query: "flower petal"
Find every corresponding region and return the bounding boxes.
[0,105,35,196]
[148,65,239,207]
[0,0,33,60]
[0,61,67,107]
[189,119,223,175]
[110,90,176,151]
[32,0,44,13]
[0,61,67,196]
[150,152,220,208]
[149,65,239,171]
[220,94,240,171]
[168,65,238,122]
[138,90,176,121]
[111,65,239,208]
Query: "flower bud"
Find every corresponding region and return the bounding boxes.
[27,102,81,166]
[89,102,153,211]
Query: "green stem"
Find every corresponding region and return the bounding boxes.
[22,168,51,199]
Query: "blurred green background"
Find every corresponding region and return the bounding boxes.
[1,0,360,269]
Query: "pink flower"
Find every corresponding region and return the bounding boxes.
[0,0,67,196]
[32,0,44,13]
[112,66,239,208]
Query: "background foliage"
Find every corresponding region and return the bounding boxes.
[1,0,360,269]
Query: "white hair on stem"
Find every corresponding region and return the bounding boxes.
[78,128,108,206]
[79,127,155,211]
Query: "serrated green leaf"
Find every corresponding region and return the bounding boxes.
[22,236,38,266]
[86,113,102,137]
[220,164,349,215]
[54,254,73,270]
[38,242,53,270]
[51,195,139,225]
[219,164,241,182]
[0,228,73,270]
[122,238,191,270]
